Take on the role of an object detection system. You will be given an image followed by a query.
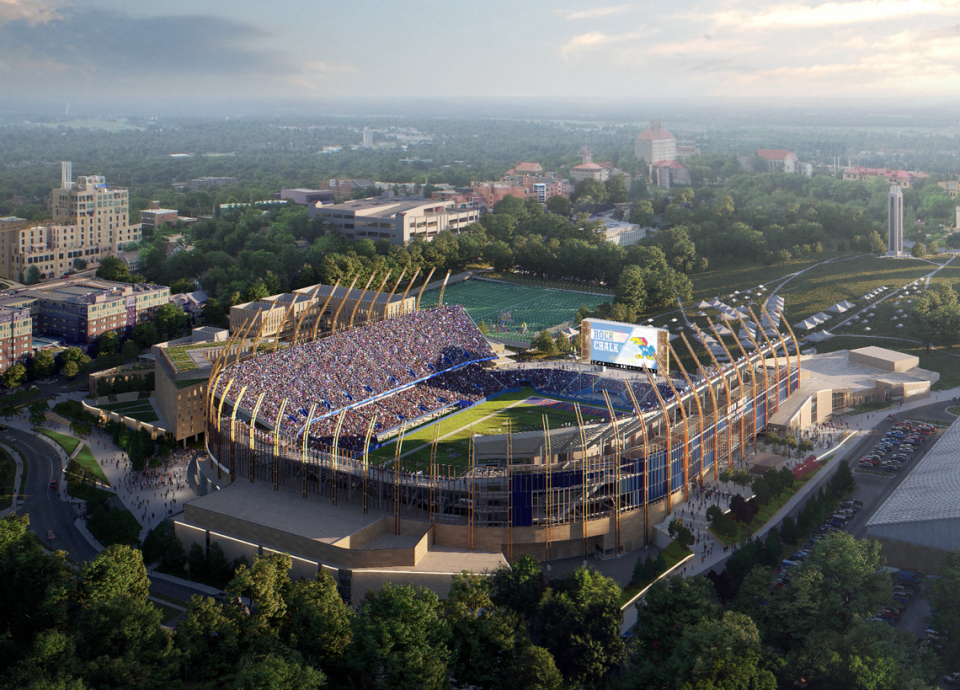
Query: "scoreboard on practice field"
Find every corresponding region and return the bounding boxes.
[580,319,669,372]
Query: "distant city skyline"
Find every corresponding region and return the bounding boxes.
[1,0,959,110]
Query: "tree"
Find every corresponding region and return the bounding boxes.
[630,200,655,226]
[605,174,628,204]
[546,195,572,216]
[131,322,158,348]
[25,266,41,285]
[121,340,140,361]
[234,651,325,690]
[96,256,133,282]
[3,363,27,388]
[349,583,451,690]
[910,242,926,257]
[282,572,353,681]
[30,349,56,379]
[668,517,695,547]
[867,230,886,254]
[97,331,120,356]
[615,264,647,315]
[29,400,49,426]
[665,611,776,690]
[490,554,545,622]
[73,257,87,271]
[532,329,557,355]
[627,575,721,687]
[536,567,625,689]
[155,303,189,340]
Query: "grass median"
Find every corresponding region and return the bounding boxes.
[35,428,81,455]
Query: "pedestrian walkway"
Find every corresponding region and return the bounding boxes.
[3,388,203,543]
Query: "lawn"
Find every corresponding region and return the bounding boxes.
[688,250,847,305]
[73,445,110,485]
[35,428,80,455]
[0,448,15,510]
[947,406,960,417]
[370,387,606,468]
[151,600,185,624]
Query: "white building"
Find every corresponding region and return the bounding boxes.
[313,197,479,245]
[635,119,677,163]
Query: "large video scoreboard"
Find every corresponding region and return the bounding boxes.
[580,318,669,372]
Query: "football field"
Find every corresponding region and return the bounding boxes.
[418,279,606,342]
[369,388,607,468]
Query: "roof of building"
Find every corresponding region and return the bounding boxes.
[512,162,542,173]
[572,162,604,170]
[652,160,686,169]
[845,167,929,180]
[637,128,675,141]
[866,416,960,549]
[757,149,797,161]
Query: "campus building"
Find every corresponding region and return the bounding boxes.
[229,281,417,338]
[635,119,677,163]
[51,162,139,253]
[0,163,140,283]
[0,306,34,375]
[0,278,170,344]
[842,167,927,187]
[312,197,479,246]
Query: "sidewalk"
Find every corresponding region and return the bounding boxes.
[0,441,24,518]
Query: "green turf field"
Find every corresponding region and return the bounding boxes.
[419,279,606,342]
[371,388,605,468]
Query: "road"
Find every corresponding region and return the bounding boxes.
[7,426,100,561]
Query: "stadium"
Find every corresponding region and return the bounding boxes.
[176,279,801,597]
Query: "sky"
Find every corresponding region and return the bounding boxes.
[1,0,959,112]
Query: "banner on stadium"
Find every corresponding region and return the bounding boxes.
[580,318,667,372]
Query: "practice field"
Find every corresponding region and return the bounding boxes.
[419,279,606,342]
[370,388,607,468]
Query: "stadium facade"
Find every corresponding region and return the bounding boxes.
[176,292,803,588]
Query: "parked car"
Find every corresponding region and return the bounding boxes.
[46,530,55,541]
[48,480,57,491]
[0,423,7,431]
[942,671,960,686]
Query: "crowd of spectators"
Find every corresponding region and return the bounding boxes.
[216,305,752,452]
[219,305,495,438]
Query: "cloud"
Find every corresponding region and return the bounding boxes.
[556,4,632,21]
[0,6,290,84]
[711,0,960,30]
[561,27,657,57]
[0,0,66,26]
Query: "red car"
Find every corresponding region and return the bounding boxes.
[48,480,57,491]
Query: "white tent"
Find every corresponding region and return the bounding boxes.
[839,300,856,309]
[794,318,818,330]
[804,330,834,343]
[738,326,756,340]
[764,328,780,338]
[697,300,713,309]
[714,324,735,336]
[813,311,832,322]
[828,302,849,314]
